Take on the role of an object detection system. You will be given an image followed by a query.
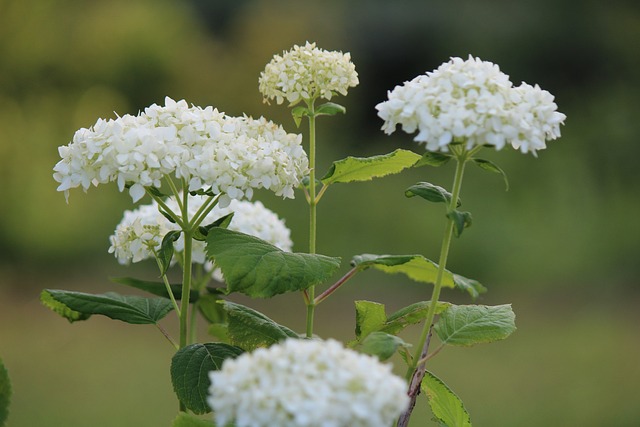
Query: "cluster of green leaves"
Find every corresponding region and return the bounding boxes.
[41,147,516,427]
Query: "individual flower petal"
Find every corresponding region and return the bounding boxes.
[208,338,409,427]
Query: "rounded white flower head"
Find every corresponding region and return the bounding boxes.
[108,195,292,270]
[259,42,359,106]
[208,338,409,427]
[54,97,309,203]
[376,56,566,154]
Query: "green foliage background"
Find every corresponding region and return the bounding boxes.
[0,0,639,425]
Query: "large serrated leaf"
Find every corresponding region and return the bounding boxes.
[321,149,421,186]
[435,304,516,346]
[354,300,386,340]
[110,277,199,302]
[351,254,456,288]
[171,343,243,415]
[222,301,299,351]
[422,370,472,427]
[171,412,216,427]
[206,228,341,298]
[41,290,173,325]
[0,358,10,427]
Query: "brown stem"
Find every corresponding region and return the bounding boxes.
[397,325,434,427]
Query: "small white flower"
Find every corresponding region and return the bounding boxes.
[54,97,308,202]
[208,338,409,427]
[376,55,565,154]
[259,42,359,106]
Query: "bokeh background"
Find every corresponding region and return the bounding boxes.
[1,0,639,425]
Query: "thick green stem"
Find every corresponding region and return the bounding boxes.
[180,231,193,349]
[306,107,317,338]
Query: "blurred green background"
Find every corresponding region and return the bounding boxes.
[1,0,639,425]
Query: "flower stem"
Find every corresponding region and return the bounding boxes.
[399,148,469,426]
[305,106,317,338]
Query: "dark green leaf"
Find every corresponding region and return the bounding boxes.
[452,274,487,300]
[291,106,310,127]
[351,254,456,288]
[41,290,174,325]
[354,300,386,340]
[435,304,517,346]
[206,228,341,298]
[171,343,243,415]
[158,230,182,276]
[222,301,299,351]
[382,301,451,335]
[0,358,10,427]
[473,158,509,190]
[405,182,460,206]
[360,332,410,361]
[197,294,226,324]
[110,277,198,302]
[422,370,472,427]
[189,188,216,197]
[447,210,472,237]
[171,412,216,427]
[146,186,168,198]
[321,149,422,186]
[194,213,235,241]
[315,102,346,116]
[414,152,453,168]
[159,208,177,224]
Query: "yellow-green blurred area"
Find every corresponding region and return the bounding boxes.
[1,0,639,425]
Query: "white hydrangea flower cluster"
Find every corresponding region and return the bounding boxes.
[208,338,409,427]
[259,42,359,106]
[376,56,566,154]
[54,97,309,203]
[108,195,293,275]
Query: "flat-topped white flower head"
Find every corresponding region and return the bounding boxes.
[108,195,292,269]
[376,56,565,154]
[208,338,409,427]
[54,97,309,203]
[259,42,359,106]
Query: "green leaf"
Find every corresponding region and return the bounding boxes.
[382,301,452,335]
[447,210,472,237]
[197,294,226,324]
[171,343,243,415]
[452,274,487,300]
[206,228,341,298]
[435,304,516,346]
[360,332,410,361]
[189,187,216,197]
[40,289,90,322]
[321,149,422,186]
[422,370,472,427]
[194,213,235,241]
[0,358,10,427]
[354,300,387,340]
[146,186,169,198]
[171,412,216,427]
[473,158,509,190]
[222,301,299,351]
[41,290,174,325]
[110,277,198,302]
[414,152,453,168]
[406,182,460,206]
[315,102,347,116]
[351,254,456,289]
[158,230,182,276]
[291,106,310,127]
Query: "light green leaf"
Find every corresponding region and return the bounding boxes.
[405,182,460,206]
[315,102,346,116]
[435,304,516,346]
[110,277,198,302]
[360,332,410,361]
[473,158,509,190]
[222,301,299,351]
[414,152,453,168]
[171,343,243,415]
[158,230,181,276]
[206,228,341,298]
[321,149,421,186]
[41,290,173,325]
[351,254,456,288]
[197,294,226,324]
[354,300,386,340]
[171,412,216,427]
[0,358,10,427]
[447,210,473,237]
[382,301,452,335]
[291,106,310,127]
[452,274,487,300]
[422,370,472,427]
